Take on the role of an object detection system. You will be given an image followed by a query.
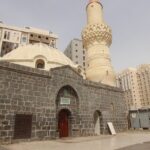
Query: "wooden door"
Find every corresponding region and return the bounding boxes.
[58,110,69,138]
[14,114,32,139]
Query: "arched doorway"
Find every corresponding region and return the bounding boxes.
[58,109,71,138]
[94,111,102,135]
[56,85,79,138]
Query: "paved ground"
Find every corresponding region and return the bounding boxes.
[117,141,150,150]
[1,132,150,150]
[0,147,7,150]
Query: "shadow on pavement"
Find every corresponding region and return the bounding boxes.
[116,142,150,150]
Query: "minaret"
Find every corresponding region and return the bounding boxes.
[82,0,116,86]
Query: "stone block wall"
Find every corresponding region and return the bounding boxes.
[0,62,128,143]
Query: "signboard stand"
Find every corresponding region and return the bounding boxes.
[107,122,116,135]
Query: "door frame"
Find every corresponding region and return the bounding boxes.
[58,109,71,138]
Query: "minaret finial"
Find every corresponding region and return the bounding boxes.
[89,0,99,3]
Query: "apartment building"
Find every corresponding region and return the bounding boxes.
[117,68,141,110]
[137,64,150,107]
[0,21,58,56]
[64,39,86,72]
[117,64,150,110]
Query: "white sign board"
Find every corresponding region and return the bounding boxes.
[107,122,116,135]
[60,97,70,105]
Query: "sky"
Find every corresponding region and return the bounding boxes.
[0,0,150,72]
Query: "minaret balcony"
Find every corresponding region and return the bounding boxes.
[82,23,112,49]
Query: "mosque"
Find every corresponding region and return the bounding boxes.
[0,0,127,143]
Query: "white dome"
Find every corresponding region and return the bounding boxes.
[0,43,78,70]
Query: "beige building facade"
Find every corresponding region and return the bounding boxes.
[137,64,150,107]
[82,0,116,86]
[117,64,150,110]
[0,22,58,56]
[64,39,86,72]
[117,68,141,110]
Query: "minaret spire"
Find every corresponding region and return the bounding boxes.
[88,0,102,6]
[82,0,116,86]
[89,0,99,3]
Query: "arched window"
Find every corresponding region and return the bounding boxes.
[35,59,45,69]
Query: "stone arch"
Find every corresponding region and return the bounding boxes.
[55,85,80,137]
[55,85,79,107]
[93,110,103,135]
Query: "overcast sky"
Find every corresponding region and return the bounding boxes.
[0,0,150,72]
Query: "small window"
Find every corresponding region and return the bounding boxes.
[7,32,10,40]
[22,37,27,43]
[4,31,10,40]
[38,35,41,39]
[4,31,7,39]
[36,59,45,69]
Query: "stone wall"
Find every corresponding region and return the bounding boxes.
[0,62,128,144]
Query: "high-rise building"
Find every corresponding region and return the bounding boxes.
[117,64,150,110]
[116,68,141,110]
[0,22,58,56]
[82,0,116,86]
[137,64,150,107]
[64,39,86,72]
